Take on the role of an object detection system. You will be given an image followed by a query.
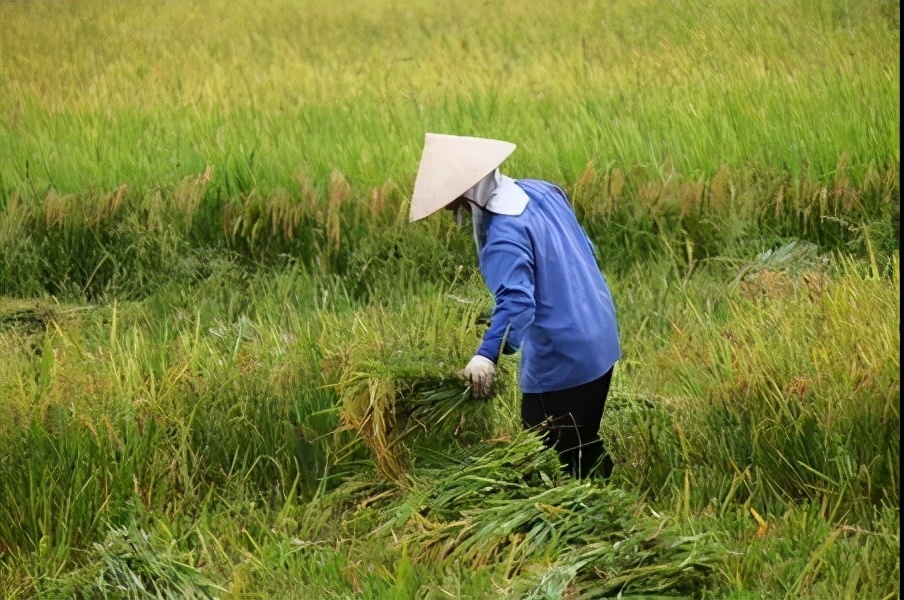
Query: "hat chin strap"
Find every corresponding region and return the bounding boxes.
[470,202,489,255]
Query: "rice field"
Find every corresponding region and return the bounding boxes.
[0,0,899,597]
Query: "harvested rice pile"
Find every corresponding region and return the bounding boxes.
[309,432,726,597]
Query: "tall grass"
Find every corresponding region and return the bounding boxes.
[0,161,897,300]
[1,0,898,192]
[604,251,899,525]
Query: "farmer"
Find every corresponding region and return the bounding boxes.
[409,133,621,479]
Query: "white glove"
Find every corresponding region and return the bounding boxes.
[461,355,495,398]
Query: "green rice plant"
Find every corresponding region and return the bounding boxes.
[18,522,227,599]
[0,268,344,564]
[0,416,171,571]
[0,0,897,196]
[1,251,898,597]
[708,500,899,599]
[0,0,899,587]
[2,159,895,303]
[0,0,898,302]
[609,252,899,523]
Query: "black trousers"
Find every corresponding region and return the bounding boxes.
[521,367,614,479]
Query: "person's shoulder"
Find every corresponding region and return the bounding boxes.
[515,179,568,200]
[513,178,550,190]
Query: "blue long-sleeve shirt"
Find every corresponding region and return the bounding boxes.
[475,179,621,394]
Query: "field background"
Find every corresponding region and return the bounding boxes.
[0,0,899,598]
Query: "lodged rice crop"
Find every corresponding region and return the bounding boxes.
[310,282,728,596]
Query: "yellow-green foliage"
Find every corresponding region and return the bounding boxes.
[1,0,898,300]
[648,262,898,411]
[611,254,900,520]
[0,0,897,195]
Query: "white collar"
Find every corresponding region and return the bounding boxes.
[462,170,529,216]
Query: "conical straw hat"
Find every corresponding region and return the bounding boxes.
[409,133,516,222]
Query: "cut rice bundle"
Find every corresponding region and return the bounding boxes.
[320,290,504,481]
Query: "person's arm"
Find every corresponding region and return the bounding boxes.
[475,226,536,362]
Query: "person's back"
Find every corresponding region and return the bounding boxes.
[477,179,620,394]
